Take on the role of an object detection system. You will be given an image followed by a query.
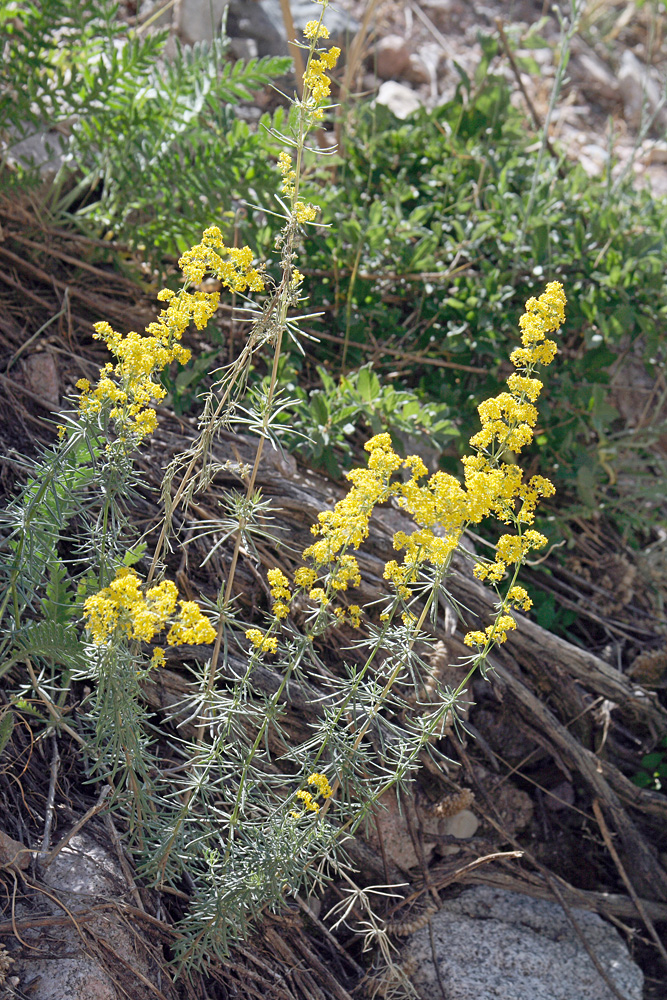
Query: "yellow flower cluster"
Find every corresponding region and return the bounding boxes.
[295,201,318,224]
[506,586,533,611]
[293,772,333,816]
[293,284,565,652]
[332,605,362,627]
[303,45,340,104]
[76,294,202,439]
[303,19,329,39]
[76,226,263,442]
[278,151,296,197]
[83,568,216,653]
[294,566,317,589]
[245,628,278,654]
[267,568,292,620]
[177,226,264,292]
[463,613,518,649]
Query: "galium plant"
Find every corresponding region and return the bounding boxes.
[0,0,566,976]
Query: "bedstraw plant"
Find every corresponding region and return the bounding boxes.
[0,0,566,977]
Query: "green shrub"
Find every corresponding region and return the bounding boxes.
[293,56,667,538]
[0,0,290,261]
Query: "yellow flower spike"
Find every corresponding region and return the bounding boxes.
[304,19,329,39]
[506,586,533,611]
[245,628,278,654]
[307,772,333,798]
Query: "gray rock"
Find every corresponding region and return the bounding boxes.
[404,885,643,1000]
[228,0,358,58]
[3,130,65,186]
[176,0,228,45]
[618,50,667,132]
[375,81,424,120]
[12,833,160,1000]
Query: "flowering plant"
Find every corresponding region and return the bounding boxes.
[0,0,565,977]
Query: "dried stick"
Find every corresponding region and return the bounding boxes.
[41,785,111,867]
[41,730,60,856]
[592,798,667,969]
[545,873,633,1000]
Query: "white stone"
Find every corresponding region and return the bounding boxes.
[375,81,423,120]
[404,886,643,1000]
[442,808,478,839]
[176,0,229,45]
[618,50,667,131]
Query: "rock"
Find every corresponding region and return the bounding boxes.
[375,35,411,81]
[579,142,609,178]
[0,829,30,871]
[175,0,228,45]
[4,130,65,186]
[375,81,424,120]
[404,885,644,1000]
[545,779,575,812]
[442,808,478,839]
[618,50,667,132]
[227,0,359,59]
[229,36,259,61]
[405,53,433,86]
[12,833,161,1000]
[22,351,60,408]
[641,140,667,165]
[571,42,618,103]
[366,790,477,871]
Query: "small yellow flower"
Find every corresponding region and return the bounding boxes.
[464,630,487,648]
[245,628,278,654]
[295,789,320,812]
[295,201,318,224]
[309,587,329,606]
[295,566,317,589]
[150,648,166,668]
[308,772,333,798]
[304,19,329,39]
[506,586,533,611]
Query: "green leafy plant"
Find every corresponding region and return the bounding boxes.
[632,735,667,791]
[0,1,566,978]
[269,361,458,477]
[286,18,667,537]
[0,0,290,260]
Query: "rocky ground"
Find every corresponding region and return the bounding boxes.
[160,0,667,193]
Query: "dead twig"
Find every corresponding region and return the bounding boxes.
[545,873,634,1000]
[41,785,111,867]
[40,731,60,857]
[592,798,667,970]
